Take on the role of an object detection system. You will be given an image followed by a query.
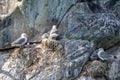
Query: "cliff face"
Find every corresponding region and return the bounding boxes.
[0,0,120,80]
[0,0,120,48]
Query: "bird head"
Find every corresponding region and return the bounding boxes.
[98,48,104,52]
[21,33,28,38]
[52,25,57,30]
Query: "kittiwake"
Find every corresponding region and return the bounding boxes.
[11,33,28,47]
[50,25,58,35]
[97,48,117,62]
[49,25,59,39]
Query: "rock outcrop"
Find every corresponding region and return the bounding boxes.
[0,0,120,80]
[0,35,93,80]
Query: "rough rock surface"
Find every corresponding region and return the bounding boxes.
[0,0,120,80]
[65,13,120,39]
[0,38,93,80]
[107,46,120,80]
[0,0,120,48]
[0,0,78,47]
[63,39,92,79]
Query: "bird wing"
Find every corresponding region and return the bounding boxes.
[11,37,27,45]
[50,29,58,34]
[99,51,112,60]
[51,33,59,37]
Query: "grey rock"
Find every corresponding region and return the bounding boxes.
[109,61,119,80]
[0,0,120,49]
[0,0,78,47]
[77,76,106,80]
[65,13,120,39]
[64,12,120,49]
[0,8,32,47]
[107,46,120,80]
[90,51,98,61]
[64,39,92,79]
[0,39,93,80]
[0,53,9,69]
[105,0,120,18]
[87,1,104,13]
[0,0,120,80]
[0,28,12,47]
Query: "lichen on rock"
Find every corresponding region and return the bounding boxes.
[0,0,120,80]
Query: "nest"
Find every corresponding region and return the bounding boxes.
[41,38,64,52]
[83,60,108,78]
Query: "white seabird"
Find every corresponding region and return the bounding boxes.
[11,33,28,47]
[97,48,116,62]
[49,25,59,39]
[50,25,58,35]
